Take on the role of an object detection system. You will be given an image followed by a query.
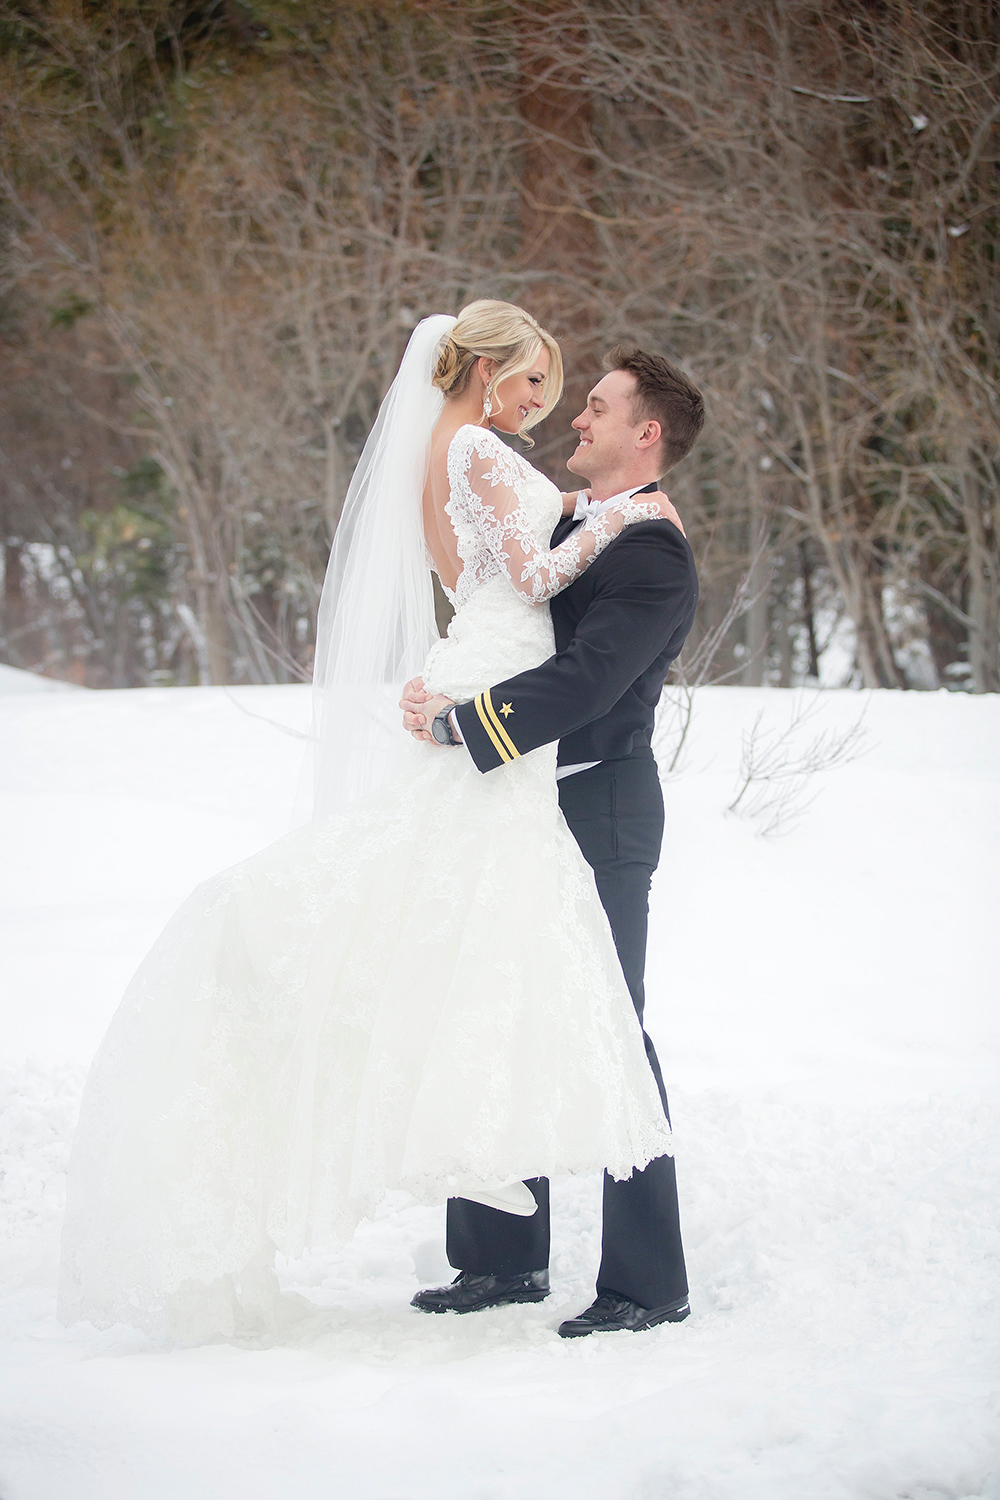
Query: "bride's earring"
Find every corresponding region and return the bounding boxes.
[482,384,494,422]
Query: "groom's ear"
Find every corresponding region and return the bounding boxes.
[635,418,662,453]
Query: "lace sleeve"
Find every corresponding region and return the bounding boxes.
[449,427,661,605]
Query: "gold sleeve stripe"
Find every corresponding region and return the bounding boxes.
[483,688,520,760]
[474,694,511,763]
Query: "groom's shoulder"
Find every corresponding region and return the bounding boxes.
[603,518,697,581]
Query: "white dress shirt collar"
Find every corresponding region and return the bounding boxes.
[571,483,656,523]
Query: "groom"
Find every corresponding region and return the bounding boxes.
[401,345,703,1336]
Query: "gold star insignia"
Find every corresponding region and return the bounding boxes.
[500,702,514,717]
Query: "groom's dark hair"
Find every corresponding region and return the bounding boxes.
[604,346,705,473]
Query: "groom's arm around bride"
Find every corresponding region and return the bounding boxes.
[404,346,704,1337]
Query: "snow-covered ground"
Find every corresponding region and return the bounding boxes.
[1,671,997,1500]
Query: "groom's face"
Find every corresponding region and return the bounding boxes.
[566,370,645,481]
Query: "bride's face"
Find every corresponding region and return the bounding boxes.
[487,348,551,434]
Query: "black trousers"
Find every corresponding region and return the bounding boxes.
[445,750,688,1310]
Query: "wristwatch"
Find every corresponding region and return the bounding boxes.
[430,706,460,746]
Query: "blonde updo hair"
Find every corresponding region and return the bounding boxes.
[433,299,563,442]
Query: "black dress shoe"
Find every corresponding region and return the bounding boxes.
[557,1289,690,1337]
[411,1269,550,1314]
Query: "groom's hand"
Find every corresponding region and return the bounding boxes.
[405,693,455,743]
[400,676,429,737]
[400,678,455,744]
[400,677,427,712]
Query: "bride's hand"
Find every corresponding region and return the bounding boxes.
[649,491,685,536]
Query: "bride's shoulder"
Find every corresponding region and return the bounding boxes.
[449,422,506,454]
[449,424,532,475]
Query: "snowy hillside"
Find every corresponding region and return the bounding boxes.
[0,665,80,695]
[1,683,998,1500]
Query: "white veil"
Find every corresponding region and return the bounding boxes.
[306,313,456,819]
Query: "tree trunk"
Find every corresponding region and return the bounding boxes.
[740,474,768,686]
[960,461,1000,693]
[2,541,26,667]
[518,19,599,471]
[800,538,821,681]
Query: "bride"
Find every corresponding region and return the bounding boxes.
[58,301,677,1342]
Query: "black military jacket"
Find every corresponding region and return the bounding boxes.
[453,513,699,773]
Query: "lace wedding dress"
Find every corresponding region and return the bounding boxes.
[58,421,672,1342]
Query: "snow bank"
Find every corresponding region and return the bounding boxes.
[0,665,81,695]
[0,683,997,1499]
